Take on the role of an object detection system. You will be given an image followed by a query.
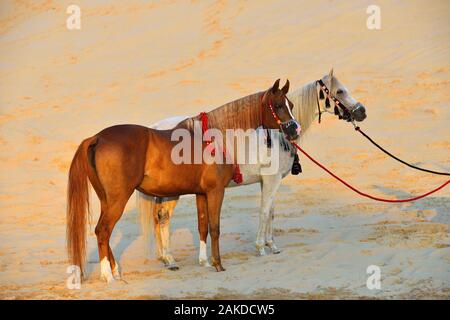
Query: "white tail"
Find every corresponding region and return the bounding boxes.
[136,191,156,257]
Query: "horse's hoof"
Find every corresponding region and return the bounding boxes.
[167,264,179,271]
[113,273,121,280]
[268,245,281,254]
[265,242,281,254]
[214,264,225,272]
[257,247,267,256]
[162,256,178,269]
[112,268,121,280]
[101,274,115,284]
[199,259,211,267]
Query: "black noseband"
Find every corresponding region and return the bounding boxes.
[280,119,299,140]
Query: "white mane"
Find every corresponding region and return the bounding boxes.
[287,81,318,138]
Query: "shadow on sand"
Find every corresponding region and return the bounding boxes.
[85,206,142,278]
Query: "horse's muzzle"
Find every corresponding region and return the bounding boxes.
[351,103,367,122]
[280,119,300,140]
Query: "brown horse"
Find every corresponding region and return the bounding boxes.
[66,79,299,283]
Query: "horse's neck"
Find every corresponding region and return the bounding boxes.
[201,92,264,134]
[175,83,320,134]
[288,81,319,134]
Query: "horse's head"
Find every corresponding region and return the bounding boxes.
[318,69,367,122]
[261,79,301,140]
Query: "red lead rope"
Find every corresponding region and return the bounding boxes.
[292,142,450,203]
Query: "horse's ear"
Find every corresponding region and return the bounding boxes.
[281,79,290,94]
[328,68,334,78]
[271,79,280,94]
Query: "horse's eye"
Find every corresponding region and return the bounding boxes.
[336,89,344,95]
[275,104,283,109]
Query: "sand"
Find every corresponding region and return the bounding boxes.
[0,0,449,299]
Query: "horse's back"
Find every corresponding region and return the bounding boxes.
[95,125,150,164]
[97,124,149,145]
[92,125,150,193]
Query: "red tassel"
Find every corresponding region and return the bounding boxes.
[206,142,216,156]
[200,111,238,179]
[200,112,215,156]
[233,165,243,184]
[199,112,209,134]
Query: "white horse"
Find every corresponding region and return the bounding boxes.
[137,69,367,269]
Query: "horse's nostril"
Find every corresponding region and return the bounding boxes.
[353,104,366,119]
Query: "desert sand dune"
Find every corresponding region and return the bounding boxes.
[0,0,449,299]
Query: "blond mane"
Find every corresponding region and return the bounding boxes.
[177,81,320,137]
[205,92,264,133]
[287,81,318,138]
[178,91,265,134]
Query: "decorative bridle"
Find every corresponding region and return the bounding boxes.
[316,79,352,124]
[260,90,298,147]
[260,90,281,127]
[260,90,302,174]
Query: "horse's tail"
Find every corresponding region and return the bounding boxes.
[66,136,96,277]
[136,191,155,256]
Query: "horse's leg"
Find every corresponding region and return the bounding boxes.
[95,196,128,283]
[102,201,122,279]
[108,246,121,279]
[94,204,112,282]
[256,174,282,256]
[255,182,266,256]
[196,194,210,267]
[265,202,281,254]
[206,189,225,272]
[151,202,164,261]
[157,199,178,270]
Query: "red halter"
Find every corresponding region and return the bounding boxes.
[260,92,282,127]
